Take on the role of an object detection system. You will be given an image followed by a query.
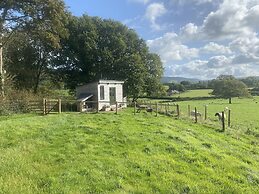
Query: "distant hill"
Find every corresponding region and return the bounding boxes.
[161,76,201,83]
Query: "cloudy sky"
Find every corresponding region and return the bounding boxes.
[64,0,259,79]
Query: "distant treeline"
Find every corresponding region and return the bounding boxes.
[165,76,259,94]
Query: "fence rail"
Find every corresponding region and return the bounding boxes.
[1,98,232,131]
[132,101,232,132]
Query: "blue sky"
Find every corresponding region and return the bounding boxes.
[64,0,259,79]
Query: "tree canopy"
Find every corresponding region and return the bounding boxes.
[0,0,69,95]
[211,75,250,103]
[2,2,164,99]
[53,15,164,100]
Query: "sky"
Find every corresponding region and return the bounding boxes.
[64,0,259,79]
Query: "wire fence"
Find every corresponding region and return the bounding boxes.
[134,100,232,132]
[0,98,237,132]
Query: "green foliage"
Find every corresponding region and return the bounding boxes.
[0,0,69,47]
[53,15,163,99]
[1,0,69,95]
[167,82,186,92]
[0,111,258,193]
[5,33,50,93]
[251,87,259,96]
[0,90,40,115]
[212,75,250,102]
[240,76,259,88]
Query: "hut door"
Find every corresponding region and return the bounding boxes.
[109,87,116,105]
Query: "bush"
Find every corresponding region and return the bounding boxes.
[0,90,41,115]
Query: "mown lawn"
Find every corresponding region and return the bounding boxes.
[0,110,258,193]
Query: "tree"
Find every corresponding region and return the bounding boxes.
[0,0,68,96]
[4,32,56,93]
[212,75,250,104]
[145,53,164,97]
[240,76,259,88]
[53,15,163,99]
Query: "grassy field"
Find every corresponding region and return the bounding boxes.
[172,89,213,98]
[0,110,258,193]
[175,96,259,133]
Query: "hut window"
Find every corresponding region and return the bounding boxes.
[100,86,104,100]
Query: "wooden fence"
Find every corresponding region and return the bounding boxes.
[133,100,232,132]
[26,99,231,131]
[28,99,128,115]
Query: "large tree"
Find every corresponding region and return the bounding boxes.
[53,15,164,99]
[4,32,56,93]
[212,75,250,104]
[0,0,68,95]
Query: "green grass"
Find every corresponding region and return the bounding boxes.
[176,96,259,133]
[0,110,258,193]
[172,89,213,98]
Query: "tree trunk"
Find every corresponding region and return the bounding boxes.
[229,97,232,104]
[0,42,4,97]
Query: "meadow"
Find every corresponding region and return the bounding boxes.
[165,89,259,134]
[0,109,258,193]
[171,89,213,98]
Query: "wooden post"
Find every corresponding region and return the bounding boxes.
[188,105,191,117]
[79,101,83,113]
[134,102,136,115]
[204,105,207,120]
[58,99,62,114]
[176,104,180,118]
[43,98,46,115]
[222,111,225,132]
[156,102,158,117]
[116,101,118,115]
[96,101,99,113]
[228,109,231,127]
[195,107,198,123]
[165,103,168,115]
[168,103,170,114]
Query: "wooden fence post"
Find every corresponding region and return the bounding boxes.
[134,102,136,115]
[228,109,231,127]
[96,101,99,113]
[195,107,198,123]
[204,105,208,120]
[188,105,191,117]
[43,98,46,115]
[79,101,83,113]
[222,111,225,132]
[156,102,158,117]
[58,99,62,114]
[116,101,118,115]
[176,104,180,118]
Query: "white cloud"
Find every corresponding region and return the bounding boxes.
[146,0,259,79]
[170,0,218,5]
[180,23,200,40]
[177,0,259,41]
[165,59,259,79]
[232,54,259,64]
[128,0,150,4]
[229,33,259,54]
[202,42,232,55]
[145,3,167,30]
[147,32,199,62]
[207,55,232,68]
